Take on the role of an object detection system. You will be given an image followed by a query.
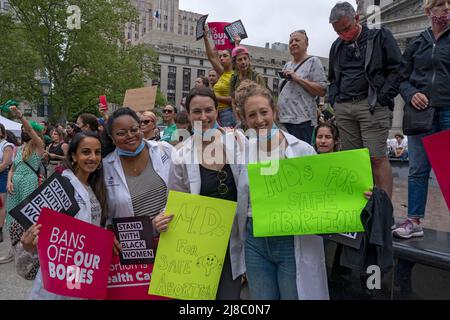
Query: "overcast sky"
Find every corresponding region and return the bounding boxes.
[179,0,356,58]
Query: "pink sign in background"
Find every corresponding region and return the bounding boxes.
[37,208,114,300]
[207,22,235,51]
[106,255,168,300]
[422,129,450,211]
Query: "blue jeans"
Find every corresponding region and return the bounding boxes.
[408,107,450,219]
[245,219,298,300]
[218,107,237,128]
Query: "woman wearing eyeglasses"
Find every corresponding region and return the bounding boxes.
[102,108,174,254]
[234,80,329,300]
[153,86,249,300]
[140,110,159,141]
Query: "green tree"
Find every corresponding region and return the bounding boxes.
[1,0,160,123]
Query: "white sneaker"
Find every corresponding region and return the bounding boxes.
[393,219,424,239]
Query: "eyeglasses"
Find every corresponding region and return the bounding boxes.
[163,109,174,114]
[114,126,140,138]
[140,119,154,125]
[217,170,228,195]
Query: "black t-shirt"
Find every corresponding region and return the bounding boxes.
[339,26,370,100]
[199,164,237,202]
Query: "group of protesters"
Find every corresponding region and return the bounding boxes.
[0,0,448,300]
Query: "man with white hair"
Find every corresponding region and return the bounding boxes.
[328,1,402,199]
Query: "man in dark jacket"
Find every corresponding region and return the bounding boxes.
[328,1,402,199]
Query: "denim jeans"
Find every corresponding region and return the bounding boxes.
[218,107,237,128]
[408,107,450,219]
[245,219,298,300]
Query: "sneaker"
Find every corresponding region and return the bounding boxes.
[393,219,424,239]
[0,249,14,264]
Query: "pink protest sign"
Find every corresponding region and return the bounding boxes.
[37,208,114,300]
[207,22,235,51]
[106,255,167,300]
[423,129,450,211]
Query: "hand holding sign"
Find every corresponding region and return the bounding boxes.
[21,224,42,254]
[224,20,248,43]
[196,14,209,40]
[152,211,174,233]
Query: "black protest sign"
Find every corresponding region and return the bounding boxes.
[9,172,79,230]
[112,216,157,265]
[196,14,209,40]
[224,20,248,43]
[322,232,364,249]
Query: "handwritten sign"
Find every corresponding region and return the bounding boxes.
[37,208,114,299]
[149,191,237,300]
[248,149,372,237]
[423,129,450,211]
[196,14,209,40]
[207,22,235,51]
[112,216,156,265]
[106,255,167,300]
[9,172,79,230]
[224,20,248,43]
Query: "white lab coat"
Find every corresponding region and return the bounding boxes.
[247,130,329,300]
[28,169,98,300]
[103,140,174,225]
[169,131,249,281]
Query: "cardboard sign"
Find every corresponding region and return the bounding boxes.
[207,22,235,51]
[224,20,248,43]
[247,149,373,237]
[9,172,79,230]
[196,14,209,40]
[107,255,167,300]
[37,208,114,300]
[123,86,157,112]
[149,191,237,300]
[322,232,364,250]
[112,216,157,265]
[423,129,450,211]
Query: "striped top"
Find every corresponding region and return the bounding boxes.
[125,159,167,218]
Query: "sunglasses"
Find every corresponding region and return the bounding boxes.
[217,170,228,195]
[163,109,174,114]
[140,119,154,125]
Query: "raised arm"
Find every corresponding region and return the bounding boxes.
[10,106,45,155]
[203,25,224,76]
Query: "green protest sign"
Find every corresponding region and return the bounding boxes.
[248,149,373,237]
[149,191,237,300]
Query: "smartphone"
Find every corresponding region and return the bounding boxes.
[99,95,108,112]
[278,71,286,79]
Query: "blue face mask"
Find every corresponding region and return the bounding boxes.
[193,121,220,136]
[117,140,146,157]
[258,123,278,142]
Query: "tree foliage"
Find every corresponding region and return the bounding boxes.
[0,0,160,122]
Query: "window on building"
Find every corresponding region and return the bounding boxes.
[168,66,177,92]
[273,78,279,96]
[271,59,275,64]
[264,68,267,74]
[178,23,182,34]
[170,55,175,63]
[183,68,191,94]
[167,92,176,105]
[264,77,268,86]
[199,59,204,66]
[282,60,286,65]
[4,0,9,10]
[197,69,205,77]
[190,26,194,36]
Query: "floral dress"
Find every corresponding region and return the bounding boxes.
[5,147,41,230]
